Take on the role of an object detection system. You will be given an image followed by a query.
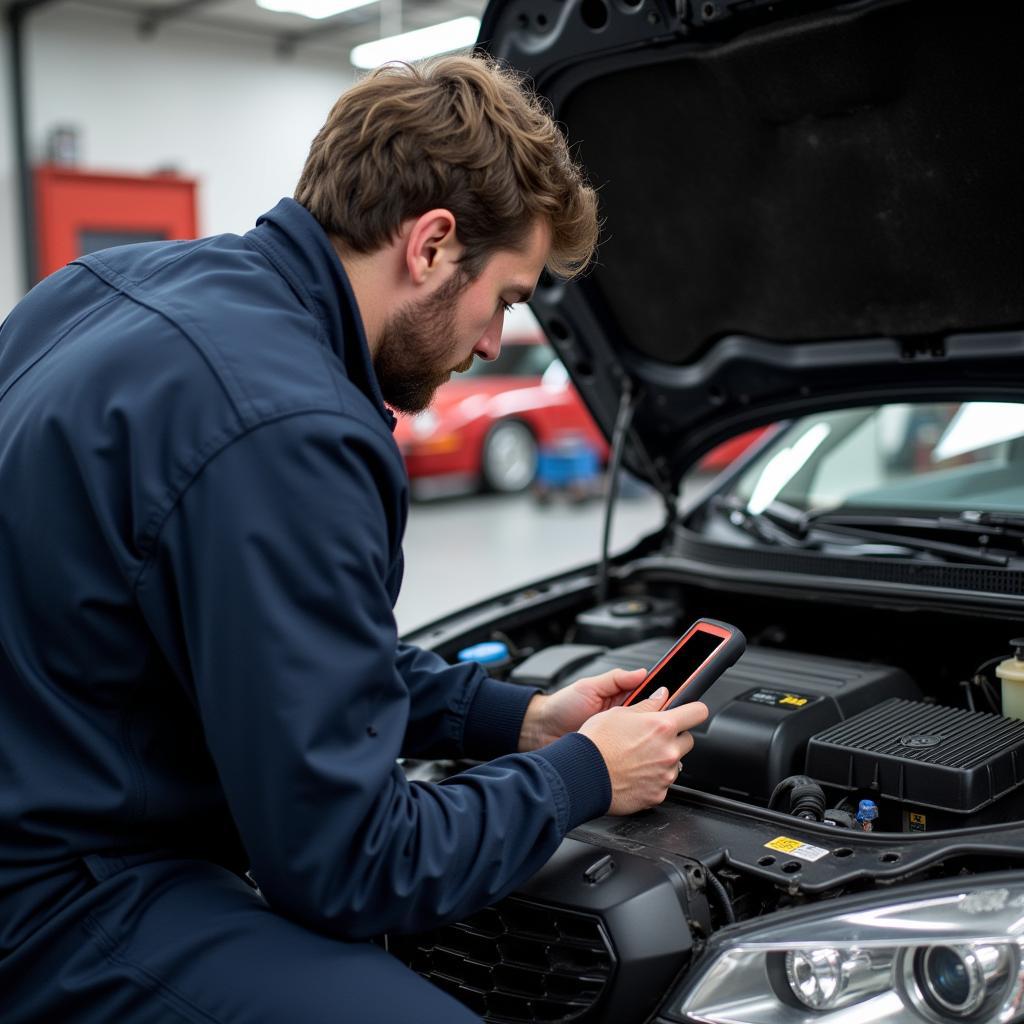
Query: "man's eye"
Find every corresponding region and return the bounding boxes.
[501,302,515,314]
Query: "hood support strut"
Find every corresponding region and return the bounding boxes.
[597,378,675,604]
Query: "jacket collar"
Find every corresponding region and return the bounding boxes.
[247,198,395,432]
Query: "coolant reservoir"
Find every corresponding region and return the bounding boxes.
[996,638,1024,721]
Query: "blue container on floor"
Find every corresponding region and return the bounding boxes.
[536,434,600,489]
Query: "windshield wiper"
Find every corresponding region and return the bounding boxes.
[801,509,1019,566]
[712,496,808,548]
[715,497,1012,566]
[805,509,1024,539]
[958,510,1024,537]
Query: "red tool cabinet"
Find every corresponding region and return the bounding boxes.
[35,166,198,280]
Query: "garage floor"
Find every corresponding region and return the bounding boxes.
[395,484,670,633]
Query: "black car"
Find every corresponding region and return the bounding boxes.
[390,1,1024,1021]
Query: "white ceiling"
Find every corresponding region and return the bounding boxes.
[7,0,486,62]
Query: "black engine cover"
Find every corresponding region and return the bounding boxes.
[807,698,1024,831]
[567,640,920,804]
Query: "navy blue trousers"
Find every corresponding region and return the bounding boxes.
[0,859,481,1023]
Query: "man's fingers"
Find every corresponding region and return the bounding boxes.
[663,700,709,731]
[630,686,668,711]
[614,667,648,689]
[676,731,696,759]
[578,667,648,701]
[598,667,648,695]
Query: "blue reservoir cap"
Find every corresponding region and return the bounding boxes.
[856,799,879,822]
[456,641,510,665]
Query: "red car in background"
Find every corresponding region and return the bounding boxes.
[394,335,608,494]
[393,334,769,495]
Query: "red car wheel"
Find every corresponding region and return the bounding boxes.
[480,420,538,493]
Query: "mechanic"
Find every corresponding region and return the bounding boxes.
[0,55,706,1023]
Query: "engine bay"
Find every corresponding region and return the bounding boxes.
[511,621,1024,833]
[394,571,1024,1022]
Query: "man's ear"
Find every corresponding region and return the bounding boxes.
[404,209,462,287]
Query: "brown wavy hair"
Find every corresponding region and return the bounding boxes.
[294,54,599,280]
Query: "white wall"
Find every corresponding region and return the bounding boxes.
[1,4,355,316]
[1,19,24,316]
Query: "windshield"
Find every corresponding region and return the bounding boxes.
[727,401,1024,516]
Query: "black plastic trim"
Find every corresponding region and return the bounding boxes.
[572,787,1024,896]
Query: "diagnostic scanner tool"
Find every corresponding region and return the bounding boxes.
[622,618,746,709]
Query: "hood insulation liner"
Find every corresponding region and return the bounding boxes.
[560,1,1023,363]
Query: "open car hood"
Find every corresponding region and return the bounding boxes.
[478,0,1024,492]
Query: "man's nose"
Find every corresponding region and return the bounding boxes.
[473,310,504,361]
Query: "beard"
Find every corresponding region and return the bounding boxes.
[373,272,475,415]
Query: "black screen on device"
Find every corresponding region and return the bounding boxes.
[632,630,724,702]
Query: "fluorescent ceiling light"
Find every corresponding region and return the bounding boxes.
[350,16,480,69]
[257,0,377,20]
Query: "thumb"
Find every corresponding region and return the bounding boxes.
[577,666,648,701]
[631,686,668,711]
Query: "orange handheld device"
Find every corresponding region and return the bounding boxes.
[622,618,746,709]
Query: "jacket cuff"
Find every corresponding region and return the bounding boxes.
[532,732,612,831]
[462,677,539,760]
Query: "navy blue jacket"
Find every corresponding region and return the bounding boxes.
[0,199,610,953]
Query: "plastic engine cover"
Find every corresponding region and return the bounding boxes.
[806,698,1024,831]
[567,639,920,804]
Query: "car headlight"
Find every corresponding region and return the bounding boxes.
[667,879,1024,1023]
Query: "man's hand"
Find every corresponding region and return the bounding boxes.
[517,667,649,753]
[580,692,709,815]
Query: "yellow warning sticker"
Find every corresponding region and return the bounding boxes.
[764,836,829,862]
[765,836,803,853]
[909,812,927,832]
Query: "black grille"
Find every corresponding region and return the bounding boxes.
[670,532,1024,595]
[389,897,615,1022]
